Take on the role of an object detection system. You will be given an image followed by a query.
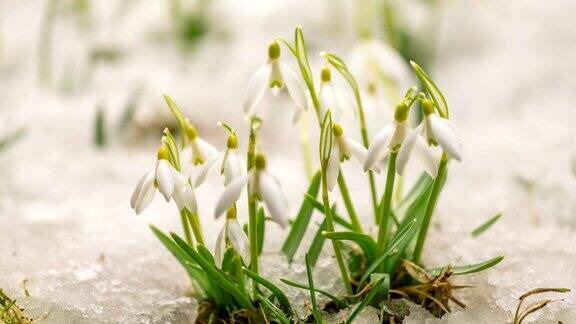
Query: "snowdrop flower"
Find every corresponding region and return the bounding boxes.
[318,66,355,122]
[214,207,250,267]
[326,123,367,191]
[243,41,308,123]
[214,153,288,228]
[130,146,197,215]
[194,131,246,187]
[397,99,461,177]
[179,124,218,177]
[364,103,411,172]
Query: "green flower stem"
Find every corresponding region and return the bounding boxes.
[376,151,398,257]
[321,168,353,295]
[186,210,204,245]
[246,118,259,298]
[179,210,193,246]
[412,153,448,265]
[337,172,363,233]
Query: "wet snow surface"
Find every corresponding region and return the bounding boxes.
[1,0,575,323]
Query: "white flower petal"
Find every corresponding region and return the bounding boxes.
[413,136,438,178]
[226,219,251,265]
[364,124,393,171]
[344,137,367,166]
[135,183,156,215]
[279,62,307,111]
[429,115,462,161]
[396,125,421,175]
[194,152,223,187]
[224,150,245,186]
[243,62,272,115]
[292,106,304,124]
[214,225,227,268]
[195,138,219,161]
[179,146,192,178]
[327,143,340,192]
[156,160,175,201]
[214,174,248,219]
[130,169,154,209]
[258,171,288,228]
[389,121,408,148]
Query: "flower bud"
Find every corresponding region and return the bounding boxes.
[227,134,238,149]
[422,99,435,116]
[331,123,344,137]
[157,146,170,161]
[321,66,331,82]
[255,153,266,170]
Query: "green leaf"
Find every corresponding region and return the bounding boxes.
[323,231,377,264]
[307,218,327,266]
[305,253,322,322]
[279,278,346,308]
[242,268,292,314]
[394,173,433,218]
[384,174,436,273]
[304,193,353,230]
[323,52,360,93]
[471,213,502,237]
[410,61,449,118]
[163,94,187,134]
[149,226,210,297]
[170,233,253,309]
[281,171,321,262]
[256,293,291,324]
[427,255,505,276]
[360,219,417,285]
[294,26,313,86]
[346,276,389,324]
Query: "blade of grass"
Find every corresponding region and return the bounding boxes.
[304,193,353,230]
[256,293,291,324]
[427,255,505,276]
[242,267,292,314]
[282,171,321,262]
[345,276,389,324]
[305,253,322,322]
[360,219,417,286]
[323,231,377,264]
[169,233,253,309]
[307,218,327,266]
[471,213,502,237]
[280,278,346,308]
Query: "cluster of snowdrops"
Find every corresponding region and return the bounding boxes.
[129,27,503,323]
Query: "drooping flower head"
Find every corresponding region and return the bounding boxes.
[318,66,355,122]
[130,145,197,215]
[194,123,246,187]
[326,123,367,191]
[214,153,288,228]
[179,123,218,177]
[243,41,308,123]
[364,102,411,173]
[396,99,462,178]
[214,207,250,268]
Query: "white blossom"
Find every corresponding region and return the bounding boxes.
[318,67,356,122]
[130,147,197,215]
[214,209,250,267]
[243,41,308,123]
[214,154,288,228]
[396,99,462,177]
[179,124,218,177]
[194,133,246,187]
[326,124,367,191]
[364,103,411,173]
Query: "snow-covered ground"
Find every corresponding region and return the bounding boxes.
[0,0,575,323]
